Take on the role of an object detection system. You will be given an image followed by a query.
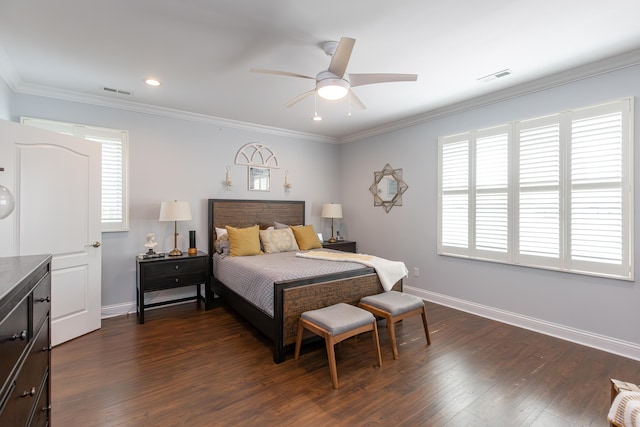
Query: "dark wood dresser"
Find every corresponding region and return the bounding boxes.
[0,255,52,427]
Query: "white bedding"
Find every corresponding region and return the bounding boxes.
[213,250,366,317]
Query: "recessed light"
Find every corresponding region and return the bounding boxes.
[145,78,161,86]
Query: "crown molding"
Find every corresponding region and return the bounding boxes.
[3,44,639,146]
[339,48,640,144]
[11,83,338,144]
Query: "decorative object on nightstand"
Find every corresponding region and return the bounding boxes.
[188,230,197,255]
[159,200,192,256]
[144,232,158,254]
[321,203,342,243]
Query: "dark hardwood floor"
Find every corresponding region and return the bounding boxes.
[52,300,640,426]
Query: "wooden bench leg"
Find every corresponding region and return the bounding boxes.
[421,306,432,345]
[326,335,339,389]
[386,316,399,360]
[372,321,383,367]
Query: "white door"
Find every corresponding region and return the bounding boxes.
[0,119,102,346]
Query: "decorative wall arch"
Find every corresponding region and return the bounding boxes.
[234,142,280,168]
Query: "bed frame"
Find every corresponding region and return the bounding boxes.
[206,199,401,363]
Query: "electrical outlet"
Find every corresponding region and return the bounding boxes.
[413,267,420,277]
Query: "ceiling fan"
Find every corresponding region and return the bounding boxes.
[250,37,418,109]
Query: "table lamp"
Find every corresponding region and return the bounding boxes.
[159,200,192,256]
[321,203,342,243]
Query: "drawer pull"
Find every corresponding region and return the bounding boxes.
[11,330,27,340]
[38,296,51,302]
[41,404,52,412]
[174,265,180,270]
[21,387,36,397]
[42,345,52,352]
[175,278,179,283]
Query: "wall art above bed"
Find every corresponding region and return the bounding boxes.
[235,142,280,191]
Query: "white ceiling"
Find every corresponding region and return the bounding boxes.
[1,0,639,142]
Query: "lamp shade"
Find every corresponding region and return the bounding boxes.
[159,200,192,222]
[321,203,343,219]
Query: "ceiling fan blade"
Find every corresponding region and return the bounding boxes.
[349,73,418,87]
[348,90,366,110]
[327,37,355,78]
[250,67,314,80]
[284,90,316,108]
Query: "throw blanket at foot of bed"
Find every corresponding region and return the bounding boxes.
[296,250,408,291]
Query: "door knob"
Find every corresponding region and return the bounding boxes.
[91,241,101,248]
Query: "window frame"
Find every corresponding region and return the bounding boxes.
[437,98,634,280]
[20,117,130,232]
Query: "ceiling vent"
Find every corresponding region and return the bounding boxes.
[478,69,512,83]
[103,87,132,96]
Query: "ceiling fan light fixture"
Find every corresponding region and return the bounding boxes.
[317,78,349,100]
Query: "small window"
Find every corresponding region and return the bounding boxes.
[21,117,129,232]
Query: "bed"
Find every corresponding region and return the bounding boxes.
[206,199,402,363]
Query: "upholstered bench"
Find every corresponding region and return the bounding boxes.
[359,291,431,359]
[294,303,382,389]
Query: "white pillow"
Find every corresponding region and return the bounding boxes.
[215,227,228,241]
[259,228,299,254]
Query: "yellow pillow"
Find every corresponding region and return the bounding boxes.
[226,225,262,256]
[290,225,322,250]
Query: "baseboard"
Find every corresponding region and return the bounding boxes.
[101,288,200,319]
[405,286,640,362]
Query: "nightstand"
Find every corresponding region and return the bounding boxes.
[136,251,209,324]
[322,240,357,253]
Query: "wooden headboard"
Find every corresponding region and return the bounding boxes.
[207,199,305,259]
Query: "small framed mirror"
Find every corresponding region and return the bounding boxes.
[249,166,270,191]
[369,163,408,213]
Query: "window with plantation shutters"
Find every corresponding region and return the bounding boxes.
[438,98,633,280]
[21,117,129,232]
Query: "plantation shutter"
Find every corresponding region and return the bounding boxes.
[439,136,469,253]
[475,127,509,256]
[516,117,561,263]
[84,133,127,230]
[569,105,625,272]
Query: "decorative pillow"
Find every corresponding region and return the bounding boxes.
[259,228,299,254]
[215,227,228,241]
[214,239,230,255]
[290,225,322,250]
[274,221,289,230]
[226,225,262,256]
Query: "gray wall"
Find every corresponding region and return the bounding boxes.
[339,64,640,356]
[10,95,342,314]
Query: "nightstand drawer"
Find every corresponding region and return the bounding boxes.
[144,271,207,291]
[141,258,206,279]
